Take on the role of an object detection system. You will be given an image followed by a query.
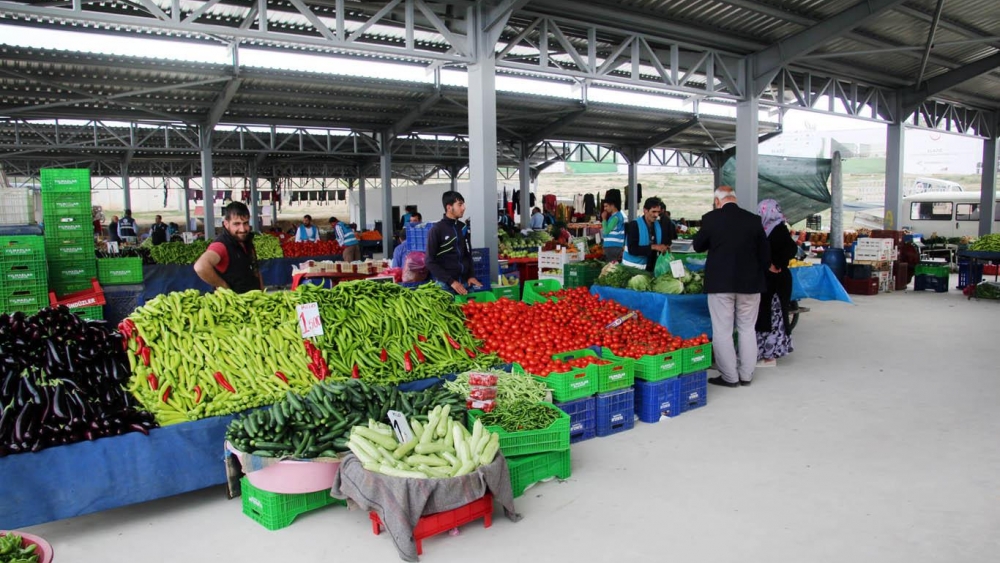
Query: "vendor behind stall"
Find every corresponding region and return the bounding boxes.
[426,190,482,296]
[194,202,263,294]
[601,199,625,263]
[295,214,320,242]
[622,197,668,272]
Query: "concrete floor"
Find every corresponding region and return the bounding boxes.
[23,278,1000,563]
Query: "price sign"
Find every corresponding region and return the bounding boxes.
[670,259,686,279]
[386,410,414,444]
[296,302,324,338]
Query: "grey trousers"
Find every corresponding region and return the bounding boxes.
[707,292,761,383]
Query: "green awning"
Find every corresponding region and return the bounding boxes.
[722,156,832,224]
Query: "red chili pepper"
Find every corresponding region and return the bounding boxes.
[307,363,320,379]
[147,373,159,391]
[445,333,461,350]
[135,335,145,348]
[403,351,413,372]
[213,371,236,393]
[274,371,289,384]
[380,348,388,362]
[418,335,427,342]
[194,385,202,403]
[413,344,426,363]
[351,364,360,379]
[121,337,129,352]
[140,346,151,366]
[464,347,477,359]
[161,385,172,403]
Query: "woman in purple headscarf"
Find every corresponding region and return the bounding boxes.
[755,199,798,367]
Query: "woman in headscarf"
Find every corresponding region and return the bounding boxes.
[756,199,798,367]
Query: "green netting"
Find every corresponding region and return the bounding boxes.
[722,156,832,224]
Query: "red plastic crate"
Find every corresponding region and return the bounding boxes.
[49,278,105,308]
[841,276,877,295]
[369,493,493,556]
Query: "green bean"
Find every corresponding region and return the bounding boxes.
[477,400,559,432]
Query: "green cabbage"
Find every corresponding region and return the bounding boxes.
[652,275,684,294]
[627,274,652,291]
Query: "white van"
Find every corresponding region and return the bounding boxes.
[908,177,964,196]
[903,191,1000,238]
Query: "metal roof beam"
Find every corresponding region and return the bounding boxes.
[642,117,699,150]
[387,90,442,139]
[902,52,1000,111]
[206,78,243,130]
[524,106,586,145]
[751,0,909,87]
[915,0,947,88]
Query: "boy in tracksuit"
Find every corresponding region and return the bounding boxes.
[426,191,483,296]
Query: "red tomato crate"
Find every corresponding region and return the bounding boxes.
[369,493,493,556]
[551,347,633,393]
[680,343,713,373]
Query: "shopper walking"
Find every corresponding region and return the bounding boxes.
[426,190,482,296]
[622,197,668,273]
[329,217,360,261]
[600,199,625,263]
[755,199,797,367]
[692,186,770,387]
[194,202,264,294]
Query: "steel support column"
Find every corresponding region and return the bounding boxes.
[622,147,639,220]
[980,135,998,236]
[467,12,500,282]
[735,96,760,210]
[249,166,260,232]
[380,134,393,255]
[519,141,531,229]
[830,151,844,250]
[884,118,905,230]
[200,128,215,236]
[121,163,131,212]
[183,177,191,232]
[358,165,368,231]
[448,166,461,191]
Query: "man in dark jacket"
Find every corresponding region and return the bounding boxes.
[692,186,770,387]
[193,202,263,294]
[426,191,482,296]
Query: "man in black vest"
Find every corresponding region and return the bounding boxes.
[194,202,263,294]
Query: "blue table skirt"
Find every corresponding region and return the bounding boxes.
[591,265,851,339]
[0,414,234,530]
[142,255,342,302]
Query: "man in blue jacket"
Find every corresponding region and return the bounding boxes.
[693,186,770,388]
[426,191,483,295]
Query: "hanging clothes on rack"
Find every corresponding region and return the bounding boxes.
[583,194,596,216]
[573,193,585,212]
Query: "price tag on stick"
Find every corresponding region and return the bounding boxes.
[296,302,324,338]
[387,410,415,444]
[670,259,687,279]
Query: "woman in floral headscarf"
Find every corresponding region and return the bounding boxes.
[755,199,798,367]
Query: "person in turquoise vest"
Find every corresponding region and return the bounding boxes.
[329,216,360,261]
[601,199,626,263]
[622,197,668,273]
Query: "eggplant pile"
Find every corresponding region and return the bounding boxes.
[95,246,155,265]
[0,306,157,457]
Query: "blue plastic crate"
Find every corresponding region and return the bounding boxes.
[634,378,680,422]
[677,371,707,414]
[404,222,434,252]
[103,284,144,327]
[914,274,948,293]
[957,261,982,290]
[554,396,596,443]
[471,247,492,289]
[595,388,635,437]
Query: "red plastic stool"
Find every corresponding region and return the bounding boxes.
[369,493,493,555]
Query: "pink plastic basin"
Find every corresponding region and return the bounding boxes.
[227,442,340,494]
[0,531,54,563]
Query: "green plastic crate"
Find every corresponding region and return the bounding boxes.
[522,279,562,304]
[506,449,571,498]
[454,290,497,304]
[915,264,949,278]
[0,236,46,262]
[241,477,345,531]
[467,402,571,457]
[44,237,95,259]
[1,281,48,313]
[681,343,713,373]
[49,258,97,291]
[551,348,634,393]
[40,168,91,192]
[44,214,92,238]
[512,362,595,402]
[97,257,143,285]
[491,285,521,301]
[71,305,103,320]
[0,256,47,285]
[563,262,602,289]
[602,346,681,381]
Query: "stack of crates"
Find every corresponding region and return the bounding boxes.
[546,348,635,440]
[563,261,602,289]
[853,237,896,293]
[914,264,949,293]
[0,235,48,314]
[467,402,571,498]
[41,169,98,307]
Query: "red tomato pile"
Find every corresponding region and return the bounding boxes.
[462,287,706,375]
[281,240,344,258]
